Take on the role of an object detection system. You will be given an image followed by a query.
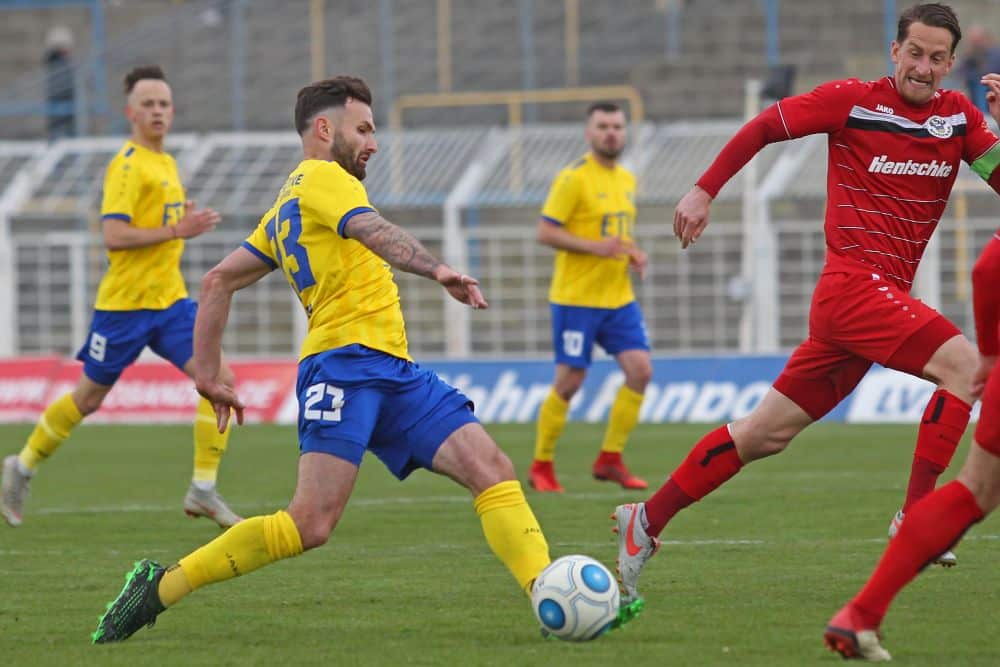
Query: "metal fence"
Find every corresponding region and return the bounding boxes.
[1,123,996,360]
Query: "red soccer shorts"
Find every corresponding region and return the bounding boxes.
[974,365,1000,456]
[774,267,960,420]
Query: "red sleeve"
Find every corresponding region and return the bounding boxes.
[696,79,866,198]
[972,232,1000,356]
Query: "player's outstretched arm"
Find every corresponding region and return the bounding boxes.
[343,211,488,308]
[193,247,273,431]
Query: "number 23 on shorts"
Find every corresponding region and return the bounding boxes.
[304,382,345,421]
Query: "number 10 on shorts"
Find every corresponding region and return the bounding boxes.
[562,330,584,357]
[304,383,345,421]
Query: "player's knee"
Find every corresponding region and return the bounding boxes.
[928,336,977,389]
[627,362,653,389]
[945,342,977,381]
[553,377,583,401]
[731,420,794,461]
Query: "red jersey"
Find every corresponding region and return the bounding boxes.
[698,77,1000,291]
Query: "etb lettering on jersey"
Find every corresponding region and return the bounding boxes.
[162,201,184,226]
[867,155,953,178]
[600,211,634,238]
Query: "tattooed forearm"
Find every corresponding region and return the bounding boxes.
[345,212,442,279]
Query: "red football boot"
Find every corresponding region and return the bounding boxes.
[823,604,891,662]
[528,460,564,493]
[592,452,648,490]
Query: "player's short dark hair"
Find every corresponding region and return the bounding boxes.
[123,65,166,95]
[294,76,373,135]
[587,101,622,117]
[897,3,961,52]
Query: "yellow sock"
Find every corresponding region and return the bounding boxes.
[161,510,303,606]
[18,393,83,471]
[533,390,569,462]
[193,397,230,485]
[474,480,551,595]
[600,385,644,454]
[156,564,193,607]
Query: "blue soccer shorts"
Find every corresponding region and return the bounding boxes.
[75,298,197,385]
[296,344,478,479]
[550,301,650,368]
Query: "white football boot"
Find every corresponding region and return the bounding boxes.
[183,484,243,529]
[1,455,31,527]
[612,502,660,603]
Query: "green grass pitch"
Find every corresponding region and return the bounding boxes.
[0,422,996,666]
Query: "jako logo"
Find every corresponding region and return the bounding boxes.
[868,154,953,177]
[875,103,895,114]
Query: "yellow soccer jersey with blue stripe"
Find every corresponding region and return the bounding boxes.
[96,140,187,310]
[244,159,410,362]
[541,153,637,308]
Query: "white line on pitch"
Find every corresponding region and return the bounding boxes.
[31,491,636,515]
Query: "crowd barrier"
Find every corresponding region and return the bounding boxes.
[0,354,978,425]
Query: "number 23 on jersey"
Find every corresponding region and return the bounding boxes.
[266,198,316,296]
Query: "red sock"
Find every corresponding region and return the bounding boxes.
[902,457,945,513]
[903,390,971,512]
[643,425,743,536]
[852,481,983,627]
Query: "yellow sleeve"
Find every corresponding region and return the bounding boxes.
[100,154,142,222]
[241,212,279,269]
[540,168,581,226]
[305,163,377,237]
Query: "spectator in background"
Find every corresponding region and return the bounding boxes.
[959,25,1000,112]
[43,26,76,139]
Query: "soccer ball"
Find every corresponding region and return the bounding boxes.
[531,554,620,641]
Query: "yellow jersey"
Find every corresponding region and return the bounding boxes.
[541,153,637,308]
[244,159,410,362]
[96,140,187,310]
